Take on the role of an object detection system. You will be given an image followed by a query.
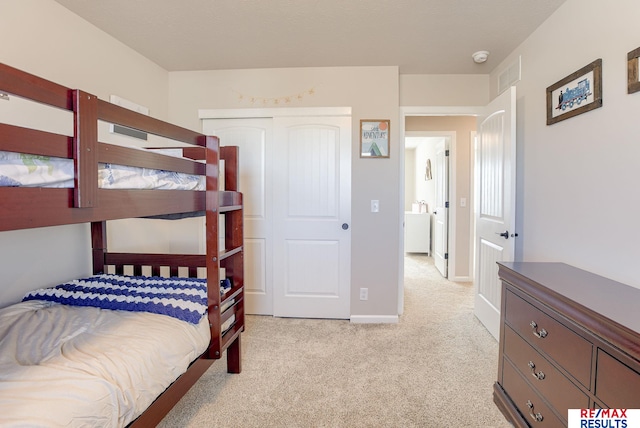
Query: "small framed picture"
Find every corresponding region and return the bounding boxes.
[360,120,390,158]
[546,59,602,125]
[628,47,640,94]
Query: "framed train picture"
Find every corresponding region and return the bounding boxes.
[628,47,640,94]
[546,59,602,125]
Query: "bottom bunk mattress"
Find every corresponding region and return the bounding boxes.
[0,276,213,427]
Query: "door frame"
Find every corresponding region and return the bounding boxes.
[398,106,481,315]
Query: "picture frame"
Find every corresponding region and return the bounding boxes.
[546,59,602,125]
[628,47,640,94]
[360,119,390,158]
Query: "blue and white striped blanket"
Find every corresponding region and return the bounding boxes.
[23,274,207,324]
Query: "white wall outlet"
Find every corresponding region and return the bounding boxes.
[359,287,368,300]
[371,200,379,213]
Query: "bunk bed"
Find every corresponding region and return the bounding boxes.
[0,62,245,427]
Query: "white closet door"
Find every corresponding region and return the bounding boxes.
[272,116,351,319]
[202,118,273,315]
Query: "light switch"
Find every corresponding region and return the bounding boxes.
[460,198,467,207]
[371,200,379,213]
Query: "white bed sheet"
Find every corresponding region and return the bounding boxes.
[0,150,205,190]
[0,300,210,427]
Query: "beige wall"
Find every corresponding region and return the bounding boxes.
[405,116,476,280]
[400,74,490,107]
[0,1,169,118]
[489,0,640,289]
[168,67,401,317]
[0,0,170,306]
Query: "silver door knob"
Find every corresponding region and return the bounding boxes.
[342,223,349,230]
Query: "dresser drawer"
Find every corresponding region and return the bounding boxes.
[595,349,640,408]
[503,325,589,415]
[502,358,565,428]
[505,289,593,387]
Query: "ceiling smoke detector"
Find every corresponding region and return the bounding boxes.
[472,50,490,64]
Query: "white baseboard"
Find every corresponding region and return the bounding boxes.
[350,315,399,324]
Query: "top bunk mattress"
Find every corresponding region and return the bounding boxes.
[0,150,205,190]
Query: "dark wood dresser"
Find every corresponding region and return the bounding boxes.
[494,262,640,427]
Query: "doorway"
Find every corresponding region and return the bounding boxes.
[403,133,451,278]
[399,93,516,339]
[397,109,479,316]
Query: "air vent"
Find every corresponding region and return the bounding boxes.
[109,95,149,141]
[498,56,521,94]
[111,124,148,140]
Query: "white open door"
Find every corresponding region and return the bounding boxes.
[474,86,516,340]
[272,116,351,319]
[433,139,449,278]
[202,118,274,315]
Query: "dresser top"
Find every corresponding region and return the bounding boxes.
[498,262,640,339]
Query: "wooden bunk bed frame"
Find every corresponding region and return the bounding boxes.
[0,62,244,426]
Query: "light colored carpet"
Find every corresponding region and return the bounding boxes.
[158,254,511,427]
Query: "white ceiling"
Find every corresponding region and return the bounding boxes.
[54,0,566,75]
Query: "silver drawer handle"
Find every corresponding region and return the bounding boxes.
[530,321,548,339]
[526,400,544,422]
[527,361,546,380]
